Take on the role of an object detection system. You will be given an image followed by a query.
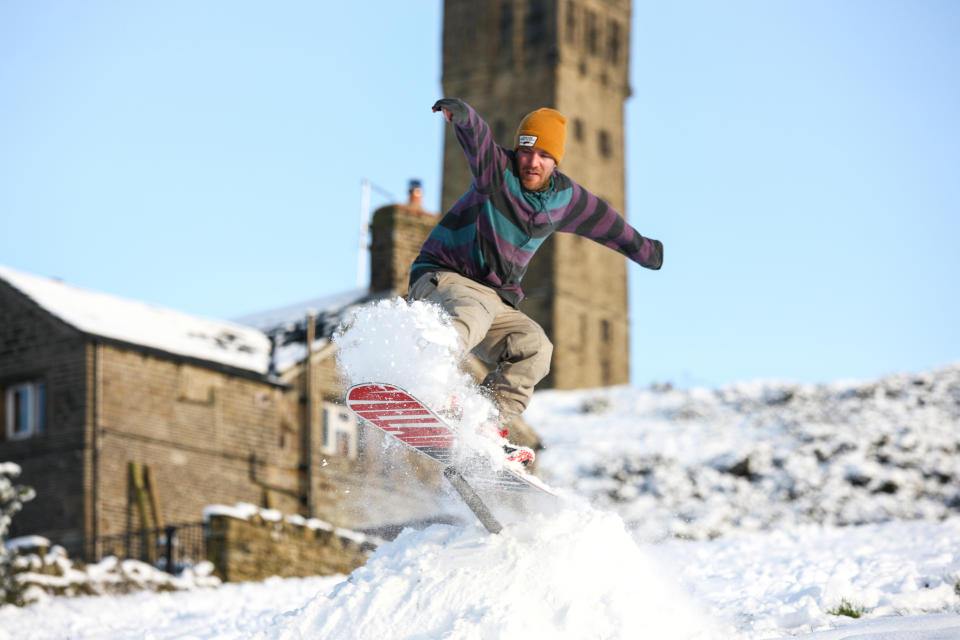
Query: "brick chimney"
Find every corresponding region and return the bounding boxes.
[368,179,438,295]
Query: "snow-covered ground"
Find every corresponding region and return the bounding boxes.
[526,369,960,542]
[2,300,959,638]
[2,508,958,639]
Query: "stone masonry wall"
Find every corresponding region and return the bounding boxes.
[0,281,89,547]
[94,344,304,536]
[206,512,375,582]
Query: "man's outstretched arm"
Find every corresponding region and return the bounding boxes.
[432,98,506,193]
[556,181,664,270]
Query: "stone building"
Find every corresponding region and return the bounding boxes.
[0,262,445,554]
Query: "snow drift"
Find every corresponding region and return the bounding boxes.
[271,508,709,640]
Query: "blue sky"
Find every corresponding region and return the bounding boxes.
[2,1,958,389]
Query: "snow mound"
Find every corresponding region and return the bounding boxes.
[275,507,710,640]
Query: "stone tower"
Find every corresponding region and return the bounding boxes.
[440,0,633,389]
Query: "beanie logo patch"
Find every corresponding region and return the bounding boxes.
[518,134,538,147]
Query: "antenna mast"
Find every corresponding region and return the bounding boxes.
[358,180,371,289]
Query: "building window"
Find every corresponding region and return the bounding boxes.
[598,129,612,158]
[573,117,584,142]
[600,319,611,343]
[500,2,514,63]
[585,9,599,55]
[322,403,358,460]
[565,1,577,46]
[607,19,621,65]
[4,380,47,440]
[494,119,508,144]
[525,0,547,48]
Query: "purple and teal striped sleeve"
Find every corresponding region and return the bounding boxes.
[451,101,508,193]
[556,181,663,270]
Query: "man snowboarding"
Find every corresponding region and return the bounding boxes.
[409,98,664,464]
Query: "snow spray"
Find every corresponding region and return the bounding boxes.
[333,297,510,466]
[275,507,712,639]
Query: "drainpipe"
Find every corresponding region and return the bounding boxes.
[91,342,102,559]
[302,312,316,518]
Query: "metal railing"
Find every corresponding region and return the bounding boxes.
[64,522,208,574]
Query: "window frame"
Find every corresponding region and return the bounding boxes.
[4,380,47,441]
[321,402,359,460]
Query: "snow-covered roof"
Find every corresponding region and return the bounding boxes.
[0,264,272,375]
[234,289,368,333]
[233,288,384,374]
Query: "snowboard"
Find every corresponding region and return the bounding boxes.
[346,382,555,532]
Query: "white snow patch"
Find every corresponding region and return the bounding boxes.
[3,536,49,552]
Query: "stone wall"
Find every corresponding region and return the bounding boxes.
[93,344,304,537]
[0,280,89,548]
[206,511,375,582]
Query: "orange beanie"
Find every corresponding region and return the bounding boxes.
[514,108,566,164]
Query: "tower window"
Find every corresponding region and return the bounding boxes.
[565,1,577,46]
[573,118,584,142]
[598,129,612,158]
[585,10,599,56]
[500,3,514,63]
[494,119,508,144]
[607,19,621,64]
[525,0,547,48]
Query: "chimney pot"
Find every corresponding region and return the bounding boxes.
[407,179,423,209]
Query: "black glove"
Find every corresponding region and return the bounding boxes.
[431,98,469,125]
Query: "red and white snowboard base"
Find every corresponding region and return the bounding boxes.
[346,382,554,532]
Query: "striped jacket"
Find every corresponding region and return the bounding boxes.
[410,100,663,308]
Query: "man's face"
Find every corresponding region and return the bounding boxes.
[515,147,557,192]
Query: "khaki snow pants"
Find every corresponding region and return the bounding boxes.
[409,271,553,418]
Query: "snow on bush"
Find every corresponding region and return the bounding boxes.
[2,463,219,607]
[1,463,36,606]
[6,543,220,605]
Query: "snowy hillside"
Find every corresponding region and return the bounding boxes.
[526,364,960,542]
[2,300,958,639]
